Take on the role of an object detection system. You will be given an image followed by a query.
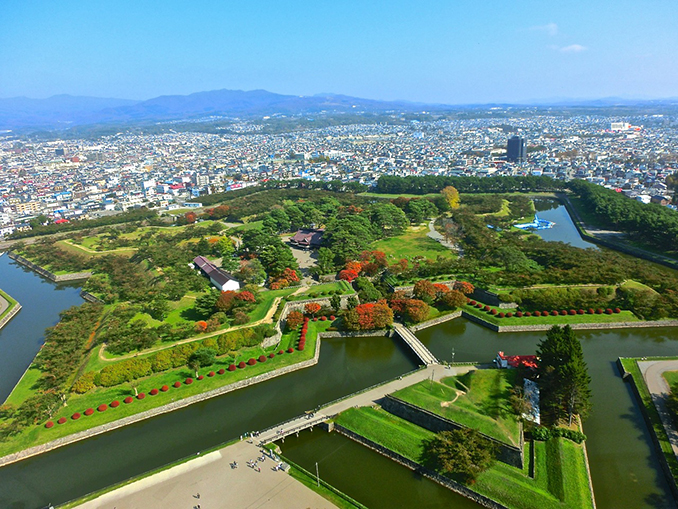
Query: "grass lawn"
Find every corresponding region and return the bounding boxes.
[57,240,136,258]
[0,288,19,321]
[0,320,332,459]
[463,302,639,326]
[372,226,454,261]
[620,280,659,295]
[286,281,354,301]
[392,370,521,446]
[335,406,593,509]
[619,358,678,485]
[336,406,436,461]
[663,371,678,388]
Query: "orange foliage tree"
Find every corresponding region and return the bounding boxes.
[304,302,322,317]
[454,281,475,295]
[345,300,394,330]
[286,310,304,330]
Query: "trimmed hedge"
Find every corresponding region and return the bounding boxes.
[124,396,134,403]
[247,358,256,366]
[45,421,54,428]
[150,388,159,395]
[185,378,193,385]
[137,393,146,399]
[84,408,94,416]
[57,417,66,424]
[72,413,81,420]
[160,385,169,392]
[532,426,587,443]
[98,404,108,412]
[173,381,181,388]
[111,400,120,407]
[238,361,246,368]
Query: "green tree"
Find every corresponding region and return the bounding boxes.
[421,428,497,483]
[187,348,216,377]
[194,290,220,318]
[316,247,335,274]
[537,325,591,425]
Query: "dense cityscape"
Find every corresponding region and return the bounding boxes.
[1,112,677,238]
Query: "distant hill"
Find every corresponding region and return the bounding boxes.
[1,89,677,132]
[0,95,140,130]
[0,89,428,131]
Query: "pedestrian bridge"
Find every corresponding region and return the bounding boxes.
[392,324,438,365]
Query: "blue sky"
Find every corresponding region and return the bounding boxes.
[1,0,676,103]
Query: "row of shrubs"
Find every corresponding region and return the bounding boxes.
[47,349,300,429]
[531,426,587,444]
[287,289,346,300]
[74,324,276,392]
[467,301,622,318]
[311,315,335,322]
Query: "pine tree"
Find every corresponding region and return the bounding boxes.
[536,325,591,424]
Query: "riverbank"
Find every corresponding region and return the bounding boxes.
[461,307,678,333]
[0,334,322,468]
[7,251,92,282]
[0,288,21,331]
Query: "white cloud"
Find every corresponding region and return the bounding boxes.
[531,23,558,36]
[560,44,587,53]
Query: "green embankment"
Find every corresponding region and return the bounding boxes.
[0,288,19,321]
[335,406,594,509]
[463,302,639,326]
[0,320,330,459]
[392,370,521,446]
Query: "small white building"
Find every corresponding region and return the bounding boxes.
[193,256,240,291]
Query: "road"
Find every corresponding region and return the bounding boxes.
[638,360,678,459]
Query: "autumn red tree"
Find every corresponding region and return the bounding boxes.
[441,290,467,309]
[286,311,304,330]
[405,299,430,323]
[235,291,256,303]
[215,291,237,312]
[454,281,475,295]
[344,300,393,330]
[184,211,197,224]
[338,269,359,282]
[433,283,450,299]
[304,302,322,317]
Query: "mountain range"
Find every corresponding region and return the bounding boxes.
[0,89,428,131]
[1,89,676,132]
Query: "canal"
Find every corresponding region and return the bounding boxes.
[0,254,84,403]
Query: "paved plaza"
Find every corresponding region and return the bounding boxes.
[76,440,338,509]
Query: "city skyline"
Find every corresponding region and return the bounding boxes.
[1,0,677,103]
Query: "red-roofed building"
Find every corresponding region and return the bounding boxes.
[495,351,538,370]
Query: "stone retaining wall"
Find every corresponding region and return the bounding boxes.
[0,302,21,331]
[80,290,103,303]
[409,311,462,332]
[381,395,524,469]
[461,310,678,333]
[333,424,507,509]
[0,338,322,468]
[8,251,92,282]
